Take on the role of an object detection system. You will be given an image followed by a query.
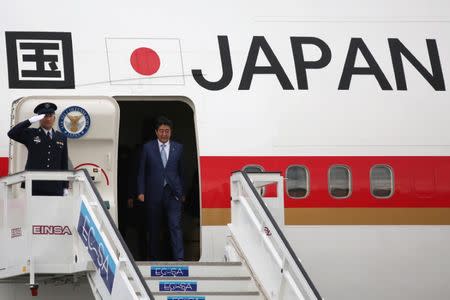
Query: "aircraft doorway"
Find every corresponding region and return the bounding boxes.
[116,97,200,261]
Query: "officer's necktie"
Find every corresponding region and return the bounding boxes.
[47,131,52,140]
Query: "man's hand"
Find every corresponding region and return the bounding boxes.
[127,198,134,208]
[137,194,145,202]
[181,195,186,203]
[29,114,45,123]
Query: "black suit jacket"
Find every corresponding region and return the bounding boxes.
[137,139,184,205]
[8,120,69,195]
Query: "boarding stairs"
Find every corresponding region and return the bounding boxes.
[0,170,322,300]
[137,260,262,300]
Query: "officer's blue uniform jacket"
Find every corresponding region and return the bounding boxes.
[8,120,69,196]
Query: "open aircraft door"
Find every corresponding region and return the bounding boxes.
[9,96,120,221]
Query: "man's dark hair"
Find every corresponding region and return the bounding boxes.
[155,116,173,130]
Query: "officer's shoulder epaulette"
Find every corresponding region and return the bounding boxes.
[52,130,61,136]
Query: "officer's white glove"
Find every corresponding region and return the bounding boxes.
[29,114,45,123]
[63,189,69,196]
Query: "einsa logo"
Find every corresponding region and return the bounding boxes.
[192,35,446,91]
[32,225,73,235]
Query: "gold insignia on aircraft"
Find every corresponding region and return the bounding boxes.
[67,113,82,132]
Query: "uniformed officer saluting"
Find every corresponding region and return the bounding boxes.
[8,102,69,196]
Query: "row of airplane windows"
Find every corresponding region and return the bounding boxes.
[243,164,393,199]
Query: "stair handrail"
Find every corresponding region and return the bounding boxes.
[78,169,154,299]
[230,171,323,300]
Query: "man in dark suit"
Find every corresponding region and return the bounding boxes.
[8,102,69,196]
[137,116,184,261]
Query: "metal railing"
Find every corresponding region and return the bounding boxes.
[229,171,323,300]
[0,170,153,300]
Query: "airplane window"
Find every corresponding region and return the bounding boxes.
[329,165,351,198]
[243,165,264,173]
[370,165,393,198]
[286,165,309,199]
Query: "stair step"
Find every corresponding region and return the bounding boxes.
[153,295,264,300]
[137,261,243,266]
[147,277,257,293]
[152,291,263,300]
[137,261,249,278]
[134,276,252,281]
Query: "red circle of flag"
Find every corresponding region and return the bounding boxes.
[130,47,161,76]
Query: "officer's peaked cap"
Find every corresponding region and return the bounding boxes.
[34,102,57,115]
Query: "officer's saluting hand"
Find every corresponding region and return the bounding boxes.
[8,102,69,196]
[28,114,45,123]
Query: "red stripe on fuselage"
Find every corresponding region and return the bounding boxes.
[0,157,8,177]
[200,156,450,208]
[2,156,449,209]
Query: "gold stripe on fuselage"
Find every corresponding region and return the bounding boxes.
[201,208,450,225]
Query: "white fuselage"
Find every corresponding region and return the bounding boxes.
[1,1,450,299]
